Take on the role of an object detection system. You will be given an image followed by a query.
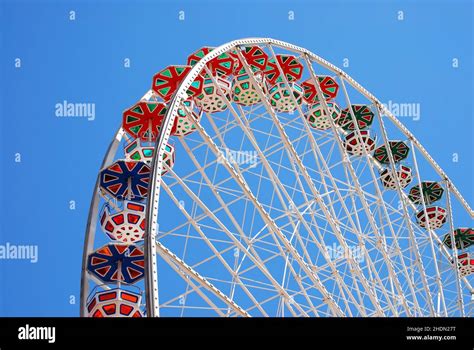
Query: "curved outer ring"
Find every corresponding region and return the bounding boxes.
[81,38,473,317]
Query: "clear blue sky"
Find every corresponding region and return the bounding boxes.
[0,0,472,316]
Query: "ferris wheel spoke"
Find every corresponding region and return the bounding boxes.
[183,125,331,317]
[370,106,438,315]
[204,70,364,316]
[409,140,456,315]
[154,239,250,317]
[235,46,388,316]
[445,185,471,312]
[295,139,393,316]
[269,47,396,313]
[197,86,311,268]
[160,179,288,316]
[237,52,366,318]
[270,52,400,318]
[297,58,416,316]
[161,258,229,317]
[190,105,345,316]
[310,45,470,315]
[300,61,414,316]
[334,75,424,316]
[162,158,315,316]
[178,135,323,314]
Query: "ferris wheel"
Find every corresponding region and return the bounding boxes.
[80,38,474,317]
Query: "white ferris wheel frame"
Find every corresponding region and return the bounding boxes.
[80,38,474,318]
